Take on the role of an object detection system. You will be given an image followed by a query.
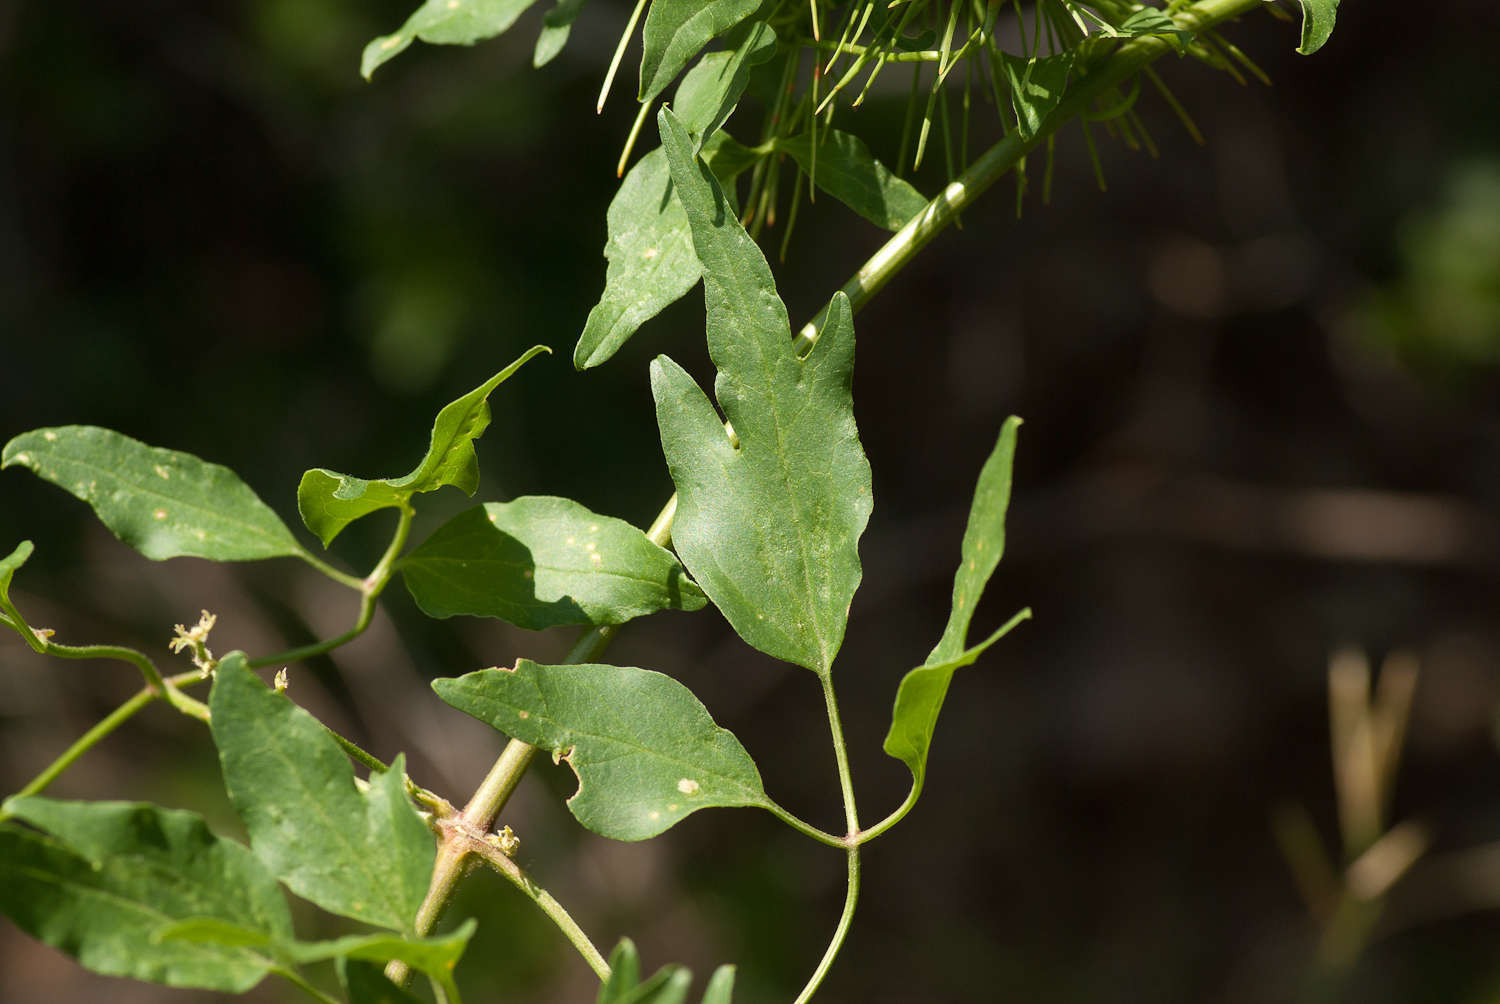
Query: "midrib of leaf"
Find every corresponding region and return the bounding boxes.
[412,554,677,590]
[43,453,293,550]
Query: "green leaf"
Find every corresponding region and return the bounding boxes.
[598,939,731,1003]
[673,21,778,149]
[400,496,705,628]
[575,136,758,370]
[210,653,435,931]
[283,922,475,1003]
[653,107,872,676]
[297,345,548,546]
[1295,0,1339,54]
[434,661,771,840]
[2,427,303,562]
[0,540,42,651]
[534,0,588,66]
[363,0,543,79]
[1115,8,1193,42]
[341,958,427,1004]
[999,50,1076,140]
[0,797,292,992]
[775,129,929,231]
[638,0,761,103]
[883,419,1031,796]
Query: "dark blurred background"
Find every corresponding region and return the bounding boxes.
[3,1,1500,1001]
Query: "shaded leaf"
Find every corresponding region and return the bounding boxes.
[638,0,761,103]
[363,0,542,79]
[598,939,731,1004]
[534,0,589,67]
[574,136,754,370]
[298,345,547,546]
[1295,0,1339,54]
[999,50,1076,139]
[884,420,1030,795]
[210,653,435,931]
[2,427,302,562]
[341,958,427,1004]
[673,21,777,149]
[776,129,928,231]
[653,107,872,676]
[0,797,291,992]
[434,661,770,840]
[400,496,705,628]
[1115,8,1193,42]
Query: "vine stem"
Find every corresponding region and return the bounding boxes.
[398,0,1266,988]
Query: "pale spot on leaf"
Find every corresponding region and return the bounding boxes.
[677,778,700,796]
[42,431,57,442]
[153,508,168,520]
[154,465,171,480]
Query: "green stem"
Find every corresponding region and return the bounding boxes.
[274,965,345,1004]
[471,835,612,980]
[294,549,365,592]
[1,686,158,811]
[793,848,860,1004]
[766,802,847,849]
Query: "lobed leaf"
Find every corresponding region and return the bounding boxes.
[400,496,705,628]
[598,939,734,1003]
[298,345,547,546]
[673,21,777,150]
[883,420,1030,796]
[776,129,929,232]
[1295,0,1339,55]
[2,426,303,562]
[999,50,1076,140]
[533,0,589,66]
[638,0,761,103]
[653,107,872,676]
[434,660,771,841]
[210,653,435,931]
[574,130,757,370]
[363,0,543,79]
[0,797,292,992]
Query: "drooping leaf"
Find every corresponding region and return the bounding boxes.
[0,797,292,992]
[341,958,427,1004]
[672,21,778,149]
[434,661,771,841]
[534,0,589,66]
[210,653,435,931]
[574,133,756,370]
[298,345,548,546]
[653,107,872,676]
[2,427,303,562]
[363,0,543,79]
[1295,0,1339,54]
[638,0,762,103]
[884,419,1031,796]
[400,496,705,628]
[776,129,929,231]
[999,50,1076,140]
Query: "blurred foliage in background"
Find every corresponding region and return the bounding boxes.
[3,1,1500,1001]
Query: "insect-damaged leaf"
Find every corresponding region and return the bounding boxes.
[0,797,292,992]
[363,0,543,79]
[2,427,303,562]
[400,496,705,628]
[638,0,761,104]
[434,661,771,841]
[776,129,929,232]
[210,653,435,931]
[298,345,547,546]
[884,419,1030,797]
[652,107,872,676]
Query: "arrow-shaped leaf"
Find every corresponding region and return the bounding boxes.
[434,661,771,841]
[0,797,292,992]
[363,0,543,79]
[652,107,872,676]
[999,50,1076,140]
[883,419,1031,799]
[638,0,761,103]
[298,345,547,546]
[776,129,929,232]
[3,427,303,562]
[672,21,778,150]
[400,496,705,628]
[210,653,435,931]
